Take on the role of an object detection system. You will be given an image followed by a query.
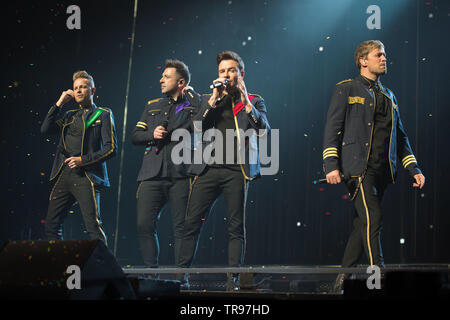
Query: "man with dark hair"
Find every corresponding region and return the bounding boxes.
[322,40,425,292]
[132,59,201,268]
[41,70,117,244]
[177,51,270,290]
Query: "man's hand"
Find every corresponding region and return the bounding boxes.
[236,76,252,113]
[326,169,342,184]
[413,173,425,189]
[208,77,228,107]
[181,85,194,98]
[65,156,82,168]
[153,125,168,140]
[56,90,74,107]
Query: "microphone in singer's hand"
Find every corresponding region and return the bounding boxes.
[210,79,229,89]
[313,174,345,185]
[156,120,169,154]
[313,178,327,185]
[160,120,168,130]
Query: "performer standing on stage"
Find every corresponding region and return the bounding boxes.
[177,51,270,290]
[132,59,201,268]
[41,70,117,244]
[322,40,425,291]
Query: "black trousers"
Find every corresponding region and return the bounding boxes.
[178,166,249,268]
[45,165,107,244]
[342,168,389,267]
[136,178,189,267]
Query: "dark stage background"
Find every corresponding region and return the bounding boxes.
[1,0,449,266]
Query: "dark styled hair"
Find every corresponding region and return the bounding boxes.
[165,59,191,85]
[216,51,245,72]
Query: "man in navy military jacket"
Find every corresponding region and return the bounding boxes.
[41,70,117,244]
[177,51,270,290]
[322,40,425,292]
[132,59,201,268]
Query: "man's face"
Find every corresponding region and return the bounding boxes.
[73,78,94,105]
[160,67,181,95]
[362,47,387,76]
[218,59,243,87]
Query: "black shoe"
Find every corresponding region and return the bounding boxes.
[226,273,240,292]
[175,273,190,290]
[330,273,347,294]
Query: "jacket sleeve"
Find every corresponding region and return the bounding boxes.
[322,84,348,174]
[41,105,64,135]
[80,109,117,166]
[396,108,422,177]
[131,104,157,146]
[246,96,270,135]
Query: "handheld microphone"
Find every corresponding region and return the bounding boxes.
[312,178,327,185]
[156,120,169,154]
[313,174,346,185]
[160,120,168,129]
[209,79,229,89]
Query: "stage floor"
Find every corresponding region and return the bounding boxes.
[122,264,450,299]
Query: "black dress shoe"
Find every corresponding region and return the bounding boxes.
[175,273,190,290]
[226,273,240,292]
[330,273,347,294]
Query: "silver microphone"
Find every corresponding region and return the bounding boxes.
[209,79,229,89]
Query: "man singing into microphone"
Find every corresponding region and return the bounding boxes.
[177,51,270,290]
[322,40,425,292]
[132,59,201,268]
[41,70,117,244]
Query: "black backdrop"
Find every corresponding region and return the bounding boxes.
[1,0,449,266]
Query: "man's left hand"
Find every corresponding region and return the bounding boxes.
[181,86,194,98]
[413,173,425,189]
[65,156,83,168]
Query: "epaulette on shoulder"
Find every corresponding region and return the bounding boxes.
[336,79,352,85]
[202,93,212,97]
[147,98,162,105]
[248,93,261,98]
[98,107,111,113]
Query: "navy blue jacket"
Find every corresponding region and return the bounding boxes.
[41,104,117,187]
[131,89,201,182]
[323,74,422,183]
[188,92,270,180]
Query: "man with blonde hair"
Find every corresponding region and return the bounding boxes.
[41,70,117,244]
[322,40,425,292]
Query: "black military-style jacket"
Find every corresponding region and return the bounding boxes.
[131,89,201,182]
[323,74,422,183]
[188,92,270,180]
[41,103,117,187]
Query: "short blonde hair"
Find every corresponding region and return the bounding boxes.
[72,70,95,88]
[354,40,384,70]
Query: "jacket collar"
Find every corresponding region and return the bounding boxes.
[167,94,186,105]
[77,103,97,118]
[357,74,382,90]
[356,74,394,102]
